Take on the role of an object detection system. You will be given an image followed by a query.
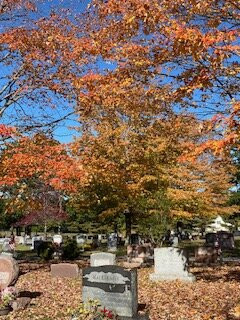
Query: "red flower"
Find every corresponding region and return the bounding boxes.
[100,307,114,319]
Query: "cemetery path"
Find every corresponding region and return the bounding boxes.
[1,263,240,319]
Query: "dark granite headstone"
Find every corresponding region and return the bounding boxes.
[82,265,138,318]
[130,234,140,245]
[205,232,235,249]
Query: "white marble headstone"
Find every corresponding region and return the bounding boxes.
[53,234,63,245]
[150,247,195,282]
[90,252,116,267]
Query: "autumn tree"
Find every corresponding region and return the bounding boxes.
[0,0,87,135]
[69,0,239,153]
[0,134,86,221]
[12,181,68,236]
[70,112,235,240]
[0,0,239,144]
[0,0,239,235]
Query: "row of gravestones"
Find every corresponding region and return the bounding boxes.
[51,248,195,319]
[87,248,194,282]
[0,248,194,319]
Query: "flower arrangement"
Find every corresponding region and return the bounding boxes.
[69,300,117,320]
[0,287,17,309]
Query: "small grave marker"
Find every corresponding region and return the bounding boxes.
[90,252,116,267]
[51,263,79,278]
[108,233,117,252]
[53,234,63,245]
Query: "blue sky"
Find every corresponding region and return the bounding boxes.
[0,0,91,143]
[1,0,239,143]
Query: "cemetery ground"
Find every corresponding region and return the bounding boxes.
[1,240,240,320]
[1,262,240,320]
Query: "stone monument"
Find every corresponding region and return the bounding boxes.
[150,247,195,282]
[53,234,63,245]
[51,263,79,278]
[90,252,116,267]
[2,239,12,253]
[0,255,19,289]
[82,265,138,318]
[108,233,118,252]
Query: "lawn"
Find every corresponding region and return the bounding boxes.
[2,263,240,320]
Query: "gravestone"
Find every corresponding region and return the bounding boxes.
[150,247,195,282]
[53,234,63,245]
[12,297,31,311]
[130,234,140,245]
[108,233,118,252]
[15,236,25,245]
[0,255,19,289]
[2,239,12,253]
[219,232,234,249]
[31,236,44,250]
[195,246,220,264]
[76,234,86,245]
[82,265,138,318]
[51,263,79,278]
[25,237,32,246]
[205,232,235,249]
[127,245,154,265]
[90,252,116,267]
[172,236,179,247]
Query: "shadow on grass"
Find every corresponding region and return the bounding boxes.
[18,291,42,299]
[19,262,51,275]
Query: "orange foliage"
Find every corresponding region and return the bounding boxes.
[0,134,86,193]
[0,125,16,137]
[72,113,235,220]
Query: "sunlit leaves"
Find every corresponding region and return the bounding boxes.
[0,134,86,193]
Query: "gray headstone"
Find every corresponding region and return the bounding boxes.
[150,247,195,282]
[12,297,31,311]
[15,236,25,245]
[82,265,138,318]
[2,239,12,253]
[172,236,179,247]
[108,233,117,252]
[90,252,116,267]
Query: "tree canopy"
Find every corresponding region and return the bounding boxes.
[0,0,239,232]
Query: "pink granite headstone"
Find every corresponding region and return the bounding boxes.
[50,263,79,278]
[0,255,19,290]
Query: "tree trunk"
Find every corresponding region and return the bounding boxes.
[44,223,47,240]
[124,210,132,244]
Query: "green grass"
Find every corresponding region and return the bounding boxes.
[16,244,32,251]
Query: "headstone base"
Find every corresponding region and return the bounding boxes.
[149,273,195,282]
[118,312,149,320]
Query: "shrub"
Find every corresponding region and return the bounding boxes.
[37,241,54,261]
[62,238,80,260]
